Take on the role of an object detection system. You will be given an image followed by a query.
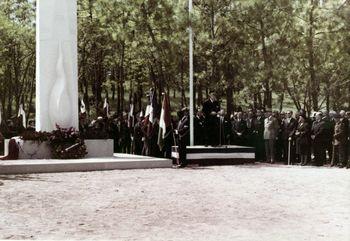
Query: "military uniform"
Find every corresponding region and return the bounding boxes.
[332,119,347,167]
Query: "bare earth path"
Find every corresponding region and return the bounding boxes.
[0,164,349,241]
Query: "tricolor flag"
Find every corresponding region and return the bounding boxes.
[18,104,26,128]
[158,92,172,150]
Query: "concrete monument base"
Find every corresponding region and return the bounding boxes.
[0,153,172,174]
[4,139,114,159]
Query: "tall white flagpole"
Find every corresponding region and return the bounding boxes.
[189,0,194,146]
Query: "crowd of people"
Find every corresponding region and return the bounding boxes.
[1,92,350,169]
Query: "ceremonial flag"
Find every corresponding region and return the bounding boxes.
[80,99,86,113]
[18,104,26,128]
[103,98,110,117]
[139,110,144,118]
[158,93,172,150]
[128,103,134,128]
[145,89,157,124]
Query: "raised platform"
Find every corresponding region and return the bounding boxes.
[172,145,255,165]
[0,153,172,174]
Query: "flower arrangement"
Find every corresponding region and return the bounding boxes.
[49,125,87,159]
[21,130,50,142]
[19,125,87,159]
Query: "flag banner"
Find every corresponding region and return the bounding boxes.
[17,104,26,128]
[128,103,134,128]
[80,99,86,113]
[158,93,171,150]
[103,98,110,117]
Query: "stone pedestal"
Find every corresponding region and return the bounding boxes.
[36,0,78,131]
[4,139,114,159]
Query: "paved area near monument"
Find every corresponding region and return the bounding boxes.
[0,164,349,241]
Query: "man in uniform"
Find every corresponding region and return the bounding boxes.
[202,91,220,146]
[332,113,347,168]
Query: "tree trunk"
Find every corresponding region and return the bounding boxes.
[308,0,318,111]
[259,18,272,109]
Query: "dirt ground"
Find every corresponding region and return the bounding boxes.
[0,164,349,241]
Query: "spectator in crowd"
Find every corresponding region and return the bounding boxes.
[263,110,279,163]
[295,114,311,166]
[311,112,327,166]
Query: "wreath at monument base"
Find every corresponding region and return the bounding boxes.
[7,125,87,160]
[49,125,87,159]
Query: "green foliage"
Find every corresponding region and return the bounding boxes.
[0,0,349,121]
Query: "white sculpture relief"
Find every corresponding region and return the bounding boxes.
[36,0,78,131]
[49,43,73,128]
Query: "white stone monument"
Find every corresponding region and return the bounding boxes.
[36,0,79,132]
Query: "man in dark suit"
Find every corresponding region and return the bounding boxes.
[322,111,335,163]
[281,111,297,163]
[311,112,327,166]
[177,108,190,167]
[232,111,247,146]
[218,109,232,145]
[202,91,220,146]
[254,109,265,162]
[194,109,205,145]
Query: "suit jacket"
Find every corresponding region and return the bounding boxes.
[178,115,189,140]
[281,118,297,140]
[333,121,347,146]
[311,120,327,143]
[255,116,265,137]
[202,99,220,120]
[232,119,247,137]
[296,122,311,145]
[264,117,279,140]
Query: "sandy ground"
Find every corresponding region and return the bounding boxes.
[0,164,349,241]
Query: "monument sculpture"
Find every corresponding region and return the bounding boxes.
[36,0,78,131]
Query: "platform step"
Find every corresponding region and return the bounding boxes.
[171,145,255,165]
[0,153,172,175]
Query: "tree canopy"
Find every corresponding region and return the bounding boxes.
[0,0,349,122]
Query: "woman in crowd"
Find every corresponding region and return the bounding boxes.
[295,114,311,165]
